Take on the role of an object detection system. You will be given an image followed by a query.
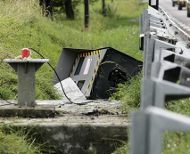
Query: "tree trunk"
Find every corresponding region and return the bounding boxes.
[39,0,53,17]
[84,0,89,28]
[102,0,107,16]
[65,0,74,19]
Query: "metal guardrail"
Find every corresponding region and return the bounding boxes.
[140,6,190,109]
[131,107,190,154]
[130,6,190,154]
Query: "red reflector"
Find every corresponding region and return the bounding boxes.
[21,48,30,58]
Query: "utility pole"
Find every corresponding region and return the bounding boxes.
[84,0,89,29]
[149,0,159,10]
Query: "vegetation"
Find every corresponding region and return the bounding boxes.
[111,73,142,114]
[0,0,145,100]
[163,131,190,154]
[0,0,145,153]
[3,0,190,154]
[0,130,41,154]
[2,0,190,154]
[112,143,129,154]
[161,99,190,154]
[1,0,190,153]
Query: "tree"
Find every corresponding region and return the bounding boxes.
[84,0,89,28]
[102,0,106,16]
[39,0,53,17]
[65,0,75,19]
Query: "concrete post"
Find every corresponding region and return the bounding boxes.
[4,59,49,107]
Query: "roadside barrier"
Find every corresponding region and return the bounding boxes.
[130,6,190,154]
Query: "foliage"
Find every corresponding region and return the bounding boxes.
[160,99,190,153]
[49,0,99,18]
[163,131,190,154]
[0,0,145,100]
[111,73,142,114]
[0,130,41,154]
[166,98,190,116]
[112,143,129,154]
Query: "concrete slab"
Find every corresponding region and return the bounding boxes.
[0,100,128,154]
[0,107,56,118]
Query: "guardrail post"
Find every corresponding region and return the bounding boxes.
[134,5,190,154]
[131,107,190,154]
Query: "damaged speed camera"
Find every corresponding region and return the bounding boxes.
[54,47,142,99]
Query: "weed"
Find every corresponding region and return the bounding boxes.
[111,73,142,114]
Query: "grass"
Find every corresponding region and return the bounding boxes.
[0,129,41,154]
[163,131,190,154]
[161,99,190,154]
[111,73,142,114]
[112,143,129,154]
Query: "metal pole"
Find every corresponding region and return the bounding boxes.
[84,0,89,28]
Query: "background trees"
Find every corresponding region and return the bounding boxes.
[39,0,109,20]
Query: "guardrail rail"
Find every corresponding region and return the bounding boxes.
[130,6,190,154]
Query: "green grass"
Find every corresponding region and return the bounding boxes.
[166,99,190,116]
[163,131,190,154]
[112,143,129,154]
[161,99,190,154]
[0,130,41,154]
[111,73,142,114]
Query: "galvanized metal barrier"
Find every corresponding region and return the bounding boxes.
[130,6,190,154]
[131,107,190,154]
[140,7,190,109]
